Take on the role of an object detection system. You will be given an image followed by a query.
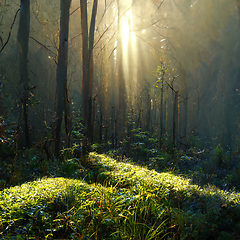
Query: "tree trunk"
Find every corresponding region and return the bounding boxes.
[55,0,72,156]
[0,79,4,119]
[17,0,30,148]
[80,0,98,142]
[165,86,168,138]
[183,94,188,146]
[160,79,164,148]
[99,95,103,143]
[173,91,179,146]
[147,92,151,132]
[116,0,127,139]
[80,0,89,135]
[64,87,71,148]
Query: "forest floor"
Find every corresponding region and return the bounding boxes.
[0,135,240,239]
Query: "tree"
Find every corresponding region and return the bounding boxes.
[80,0,98,142]
[115,0,127,141]
[17,0,30,148]
[55,0,72,156]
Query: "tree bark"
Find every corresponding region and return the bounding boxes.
[64,87,71,148]
[80,0,89,131]
[80,0,98,142]
[160,72,164,149]
[17,0,30,148]
[173,91,179,147]
[116,0,127,138]
[55,0,72,156]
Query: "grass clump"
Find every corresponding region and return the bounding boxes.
[89,153,240,239]
[0,151,240,239]
[0,177,170,239]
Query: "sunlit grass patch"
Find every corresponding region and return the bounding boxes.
[1,153,240,239]
[0,177,171,239]
[89,152,240,238]
[0,178,81,231]
[90,152,190,188]
[89,153,240,204]
[0,178,102,238]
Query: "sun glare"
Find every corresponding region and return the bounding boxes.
[121,10,131,48]
[120,8,138,97]
[113,2,138,98]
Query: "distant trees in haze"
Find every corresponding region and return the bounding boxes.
[0,0,240,154]
[17,0,30,148]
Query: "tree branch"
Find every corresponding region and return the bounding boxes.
[0,8,20,53]
[29,36,57,65]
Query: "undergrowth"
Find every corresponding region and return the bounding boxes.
[1,128,240,239]
[0,151,240,239]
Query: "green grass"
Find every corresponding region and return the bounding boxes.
[0,152,240,239]
[0,178,169,239]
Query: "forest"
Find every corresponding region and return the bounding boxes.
[0,0,240,239]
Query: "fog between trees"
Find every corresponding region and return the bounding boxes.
[0,0,240,151]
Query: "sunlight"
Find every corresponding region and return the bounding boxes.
[131,30,136,42]
[121,12,130,46]
[121,11,130,90]
[191,0,199,7]
[121,9,134,51]
[120,8,137,98]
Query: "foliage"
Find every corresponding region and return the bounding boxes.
[0,126,16,161]
[0,177,170,239]
[71,118,91,157]
[1,150,240,239]
[1,121,240,239]
[120,128,159,161]
[210,144,231,168]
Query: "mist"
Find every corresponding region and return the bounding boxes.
[0,0,240,151]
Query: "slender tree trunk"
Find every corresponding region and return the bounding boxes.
[99,95,103,143]
[165,86,168,137]
[116,0,127,139]
[0,78,4,138]
[160,80,164,148]
[184,94,188,146]
[111,105,115,148]
[105,120,108,145]
[80,0,89,132]
[89,0,98,142]
[80,0,98,142]
[17,0,30,148]
[64,88,71,148]
[0,75,4,119]
[55,0,71,156]
[147,92,151,132]
[173,91,179,146]
[138,93,142,129]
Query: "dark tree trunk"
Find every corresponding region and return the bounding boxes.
[64,88,71,148]
[55,0,72,156]
[80,0,89,130]
[183,94,188,146]
[80,0,98,142]
[116,0,127,139]
[160,78,164,148]
[173,91,179,146]
[138,93,143,129]
[99,96,103,143]
[147,92,151,132]
[17,0,30,148]
[0,79,4,119]
[165,86,168,138]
